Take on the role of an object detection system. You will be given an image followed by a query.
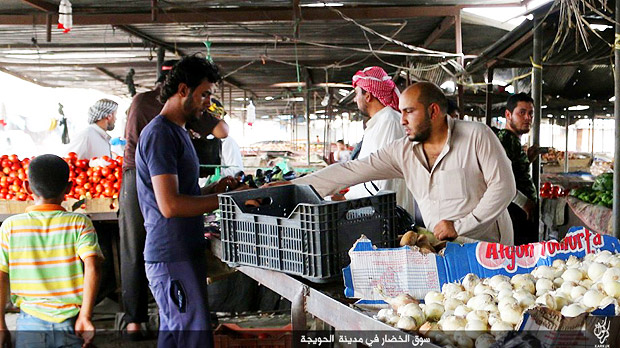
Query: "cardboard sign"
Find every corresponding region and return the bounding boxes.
[343,227,620,301]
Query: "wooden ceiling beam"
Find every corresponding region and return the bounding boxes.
[115,25,186,56]
[95,66,127,84]
[0,66,53,86]
[20,0,56,12]
[485,30,534,69]
[422,16,455,47]
[0,6,459,25]
[111,25,255,98]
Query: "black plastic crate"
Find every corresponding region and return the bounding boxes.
[218,185,397,282]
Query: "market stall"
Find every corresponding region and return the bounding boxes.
[541,172,614,241]
[209,181,620,347]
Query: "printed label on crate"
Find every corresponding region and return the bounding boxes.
[343,237,440,300]
[343,227,620,301]
[475,227,616,272]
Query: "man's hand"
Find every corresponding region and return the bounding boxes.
[522,198,537,221]
[202,176,241,195]
[213,176,241,193]
[526,145,544,163]
[75,314,95,348]
[0,324,11,348]
[433,220,457,241]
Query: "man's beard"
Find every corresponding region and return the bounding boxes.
[509,119,530,135]
[357,101,369,117]
[408,111,432,142]
[182,96,200,122]
[106,123,115,131]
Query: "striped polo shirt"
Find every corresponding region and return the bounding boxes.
[0,204,102,323]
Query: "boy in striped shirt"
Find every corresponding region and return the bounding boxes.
[0,154,102,348]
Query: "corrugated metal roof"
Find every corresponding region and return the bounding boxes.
[465,1,615,114]
[0,0,515,117]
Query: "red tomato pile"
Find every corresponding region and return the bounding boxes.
[0,152,123,201]
[540,182,568,199]
[65,152,123,200]
[0,154,31,201]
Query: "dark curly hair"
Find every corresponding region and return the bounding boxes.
[506,92,533,113]
[159,55,221,103]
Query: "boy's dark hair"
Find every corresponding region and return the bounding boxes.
[28,154,70,199]
[159,55,221,103]
[506,92,534,113]
[337,139,345,145]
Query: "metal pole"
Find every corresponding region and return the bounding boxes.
[564,113,570,173]
[228,86,232,119]
[613,0,620,237]
[220,82,224,105]
[455,12,464,119]
[551,116,554,148]
[591,112,595,159]
[243,90,247,137]
[46,14,52,42]
[485,68,494,126]
[512,68,520,93]
[532,17,543,201]
[306,79,311,165]
[156,46,165,82]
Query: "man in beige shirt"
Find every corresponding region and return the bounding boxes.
[293,82,516,245]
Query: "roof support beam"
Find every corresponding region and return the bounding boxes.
[113,25,255,98]
[0,66,52,87]
[613,0,620,237]
[422,16,455,47]
[115,25,185,56]
[0,6,459,25]
[292,0,301,39]
[20,0,56,12]
[486,30,534,69]
[45,13,51,42]
[95,67,126,84]
[151,0,158,22]
[455,12,464,119]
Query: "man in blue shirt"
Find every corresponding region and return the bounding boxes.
[135,55,238,348]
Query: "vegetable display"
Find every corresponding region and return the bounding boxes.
[0,152,122,201]
[376,251,620,347]
[570,173,613,208]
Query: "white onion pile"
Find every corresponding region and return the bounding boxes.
[375,250,620,346]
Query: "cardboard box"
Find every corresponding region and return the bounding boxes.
[517,305,620,348]
[0,200,32,214]
[344,227,620,347]
[343,227,620,301]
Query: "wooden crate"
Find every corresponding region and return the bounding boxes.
[0,198,118,215]
[0,200,32,214]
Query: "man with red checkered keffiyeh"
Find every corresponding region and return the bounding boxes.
[345,66,414,216]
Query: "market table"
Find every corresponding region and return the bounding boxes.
[541,195,612,241]
[0,211,118,222]
[210,237,438,347]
